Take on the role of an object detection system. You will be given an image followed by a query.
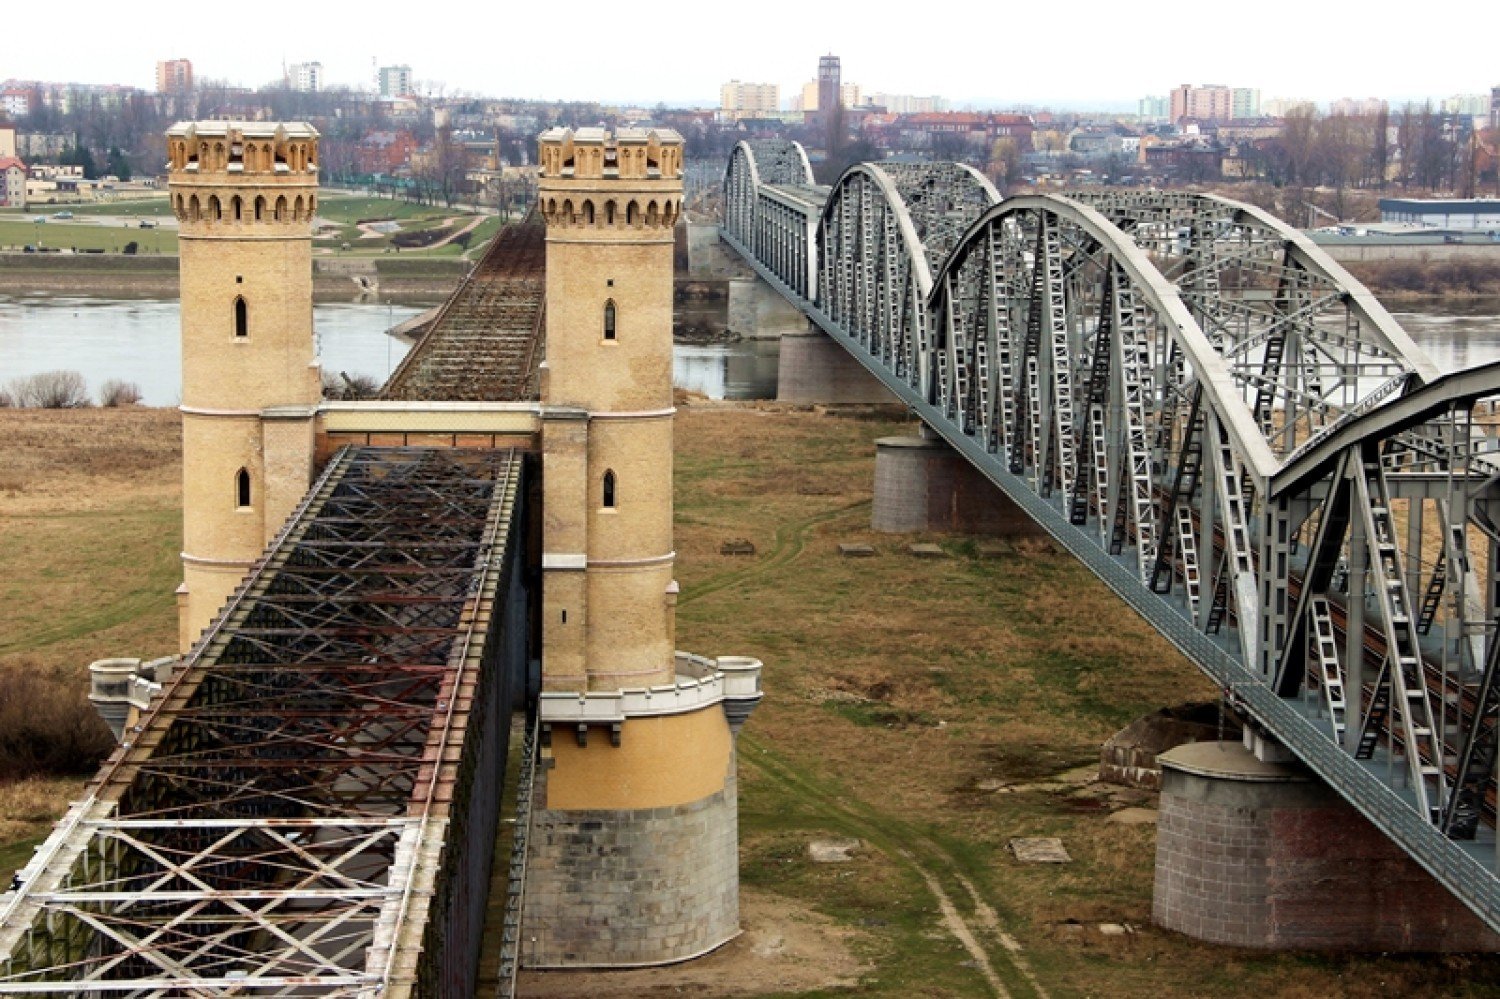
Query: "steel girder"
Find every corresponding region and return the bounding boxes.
[0,447,524,995]
[723,169,1500,931]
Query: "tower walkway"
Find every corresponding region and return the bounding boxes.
[0,446,528,995]
[381,215,546,402]
[723,139,1500,933]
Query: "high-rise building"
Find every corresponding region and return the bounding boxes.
[1169,83,1233,123]
[798,79,860,114]
[1231,88,1260,119]
[719,80,779,120]
[287,62,323,93]
[1491,85,1500,130]
[1138,95,1169,121]
[1443,93,1490,118]
[156,59,194,94]
[378,65,412,98]
[165,121,322,648]
[863,93,945,114]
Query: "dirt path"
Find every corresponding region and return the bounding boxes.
[680,496,1049,998]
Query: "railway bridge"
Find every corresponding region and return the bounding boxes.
[723,139,1500,940]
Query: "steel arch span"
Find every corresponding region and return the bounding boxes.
[723,173,1500,932]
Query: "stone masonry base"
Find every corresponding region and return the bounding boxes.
[872,433,1041,536]
[521,763,740,967]
[1155,741,1500,951]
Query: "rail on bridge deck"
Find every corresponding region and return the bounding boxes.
[723,141,1500,932]
[0,446,528,996]
[381,215,546,402]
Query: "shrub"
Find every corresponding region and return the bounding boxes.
[0,388,13,408]
[0,664,115,781]
[322,371,380,401]
[10,370,90,408]
[98,379,144,407]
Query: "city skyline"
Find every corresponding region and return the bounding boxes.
[6,0,1495,110]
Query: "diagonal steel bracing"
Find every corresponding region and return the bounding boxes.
[0,446,524,995]
[721,156,1500,933]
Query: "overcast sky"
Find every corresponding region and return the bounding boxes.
[9,0,1495,109]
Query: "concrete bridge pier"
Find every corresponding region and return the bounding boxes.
[776,328,896,405]
[1154,737,1500,951]
[871,425,1039,536]
[729,274,808,338]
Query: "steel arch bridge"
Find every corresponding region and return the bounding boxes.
[723,140,1500,931]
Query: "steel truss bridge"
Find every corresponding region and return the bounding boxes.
[0,446,529,995]
[724,140,1500,930]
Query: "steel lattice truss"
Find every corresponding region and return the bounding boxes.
[722,145,1500,931]
[0,446,523,995]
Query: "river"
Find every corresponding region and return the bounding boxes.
[0,293,1494,406]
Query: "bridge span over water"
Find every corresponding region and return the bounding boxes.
[724,139,1500,932]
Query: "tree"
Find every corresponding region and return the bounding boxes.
[60,143,98,180]
[106,147,131,181]
[987,137,1022,188]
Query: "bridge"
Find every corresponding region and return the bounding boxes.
[723,140,1500,934]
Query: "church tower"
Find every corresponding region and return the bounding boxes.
[524,127,761,967]
[167,122,322,650]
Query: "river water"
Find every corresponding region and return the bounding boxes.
[0,293,1494,406]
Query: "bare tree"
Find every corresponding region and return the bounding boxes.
[98,379,143,407]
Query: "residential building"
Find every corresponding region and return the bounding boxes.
[1329,97,1387,117]
[1492,85,1500,130]
[1263,97,1316,118]
[354,130,417,175]
[0,156,25,208]
[1443,93,1490,118]
[1231,88,1260,119]
[288,62,323,93]
[1170,84,1233,124]
[156,59,193,94]
[862,93,946,115]
[1,88,32,118]
[378,65,412,98]
[0,122,14,159]
[1138,95,1169,121]
[719,80,779,121]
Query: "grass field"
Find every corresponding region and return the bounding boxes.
[0,195,500,258]
[4,404,1500,996]
[0,219,179,254]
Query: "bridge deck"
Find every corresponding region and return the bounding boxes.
[0,446,525,995]
[381,217,545,402]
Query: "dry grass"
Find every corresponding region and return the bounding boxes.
[672,400,1500,998]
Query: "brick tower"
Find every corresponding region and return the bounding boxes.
[167,122,322,650]
[524,127,762,967]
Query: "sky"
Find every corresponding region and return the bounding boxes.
[7,0,1496,110]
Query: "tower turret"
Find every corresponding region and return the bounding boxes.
[167,121,322,649]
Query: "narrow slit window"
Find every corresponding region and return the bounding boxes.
[602,470,616,508]
[603,300,616,341]
[236,468,251,508]
[234,296,248,337]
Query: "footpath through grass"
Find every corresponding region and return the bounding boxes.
[671,401,1500,998]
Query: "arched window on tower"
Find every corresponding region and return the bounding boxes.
[602,470,616,509]
[234,296,248,338]
[603,300,617,341]
[236,468,251,509]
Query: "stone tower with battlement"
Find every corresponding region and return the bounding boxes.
[524,126,762,967]
[167,121,322,650]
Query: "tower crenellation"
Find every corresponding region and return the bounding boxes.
[167,121,320,230]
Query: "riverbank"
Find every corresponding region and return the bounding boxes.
[0,253,469,298]
[5,404,1500,997]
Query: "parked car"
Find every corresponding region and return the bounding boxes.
[52,210,73,220]
[138,219,157,229]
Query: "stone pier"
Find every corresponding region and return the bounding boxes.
[776,328,895,405]
[872,427,1038,536]
[1154,738,1500,951]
